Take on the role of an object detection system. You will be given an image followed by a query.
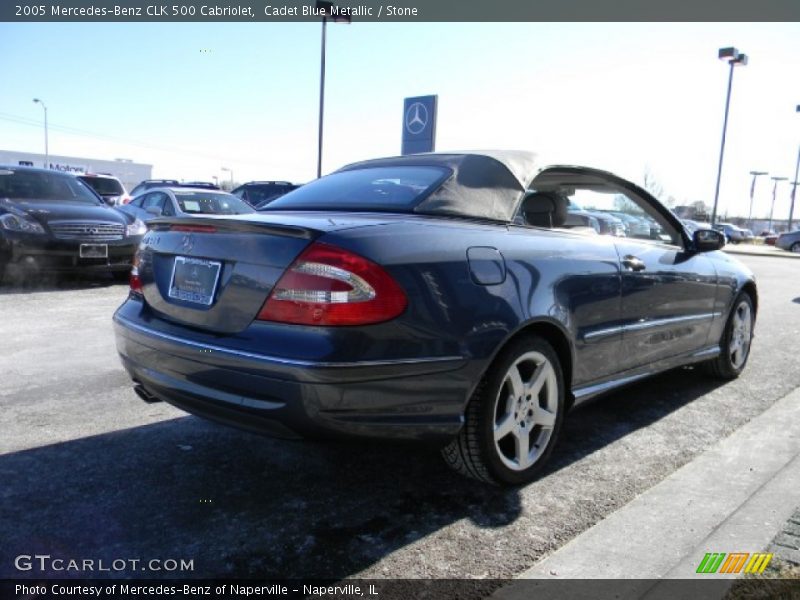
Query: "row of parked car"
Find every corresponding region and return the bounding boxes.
[0,167,301,282]
[3,163,799,285]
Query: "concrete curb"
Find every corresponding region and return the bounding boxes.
[723,247,800,260]
[493,385,800,592]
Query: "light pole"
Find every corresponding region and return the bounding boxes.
[220,167,233,189]
[212,175,219,186]
[32,98,49,169]
[789,105,800,231]
[747,171,768,227]
[315,0,350,179]
[768,176,787,233]
[711,47,748,226]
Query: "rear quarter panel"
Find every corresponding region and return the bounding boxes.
[321,218,623,391]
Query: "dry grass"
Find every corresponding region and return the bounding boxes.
[724,559,800,599]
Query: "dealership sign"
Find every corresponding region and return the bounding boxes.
[47,162,87,174]
[401,95,437,155]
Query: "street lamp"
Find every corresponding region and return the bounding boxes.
[768,176,787,233]
[789,104,800,231]
[747,171,768,226]
[220,167,233,189]
[32,98,49,169]
[315,0,351,179]
[711,47,748,226]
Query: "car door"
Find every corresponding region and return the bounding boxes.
[603,188,718,371]
[531,166,719,374]
[613,235,718,370]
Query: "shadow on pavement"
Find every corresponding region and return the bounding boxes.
[0,270,127,295]
[0,365,727,580]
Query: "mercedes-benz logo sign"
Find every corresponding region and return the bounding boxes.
[405,102,428,135]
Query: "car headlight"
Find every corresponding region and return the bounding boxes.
[0,213,46,234]
[126,218,147,236]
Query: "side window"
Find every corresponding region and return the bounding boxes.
[161,194,176,216]
[566,189,681,246]
[130,195,145,208]
[143,192,167,214]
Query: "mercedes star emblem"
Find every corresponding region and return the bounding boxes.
[181,234,194,252]
[405,102,428,135]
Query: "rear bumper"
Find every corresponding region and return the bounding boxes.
[113,306,472,442]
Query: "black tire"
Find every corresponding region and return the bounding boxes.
[441,335,565,486]
[0,259,6,285]
[704,292,754,379]
[790,242,800,254]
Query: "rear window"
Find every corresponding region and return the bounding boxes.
[79,176,124,196]
[244,184,298,206]
[173,191,254,215]
[264,166,451,212]
[0,169,100,203]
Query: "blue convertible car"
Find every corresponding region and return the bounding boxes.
[113,152,756,485]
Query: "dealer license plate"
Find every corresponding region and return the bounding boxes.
[79,244,108,258]
[168,256,222,306]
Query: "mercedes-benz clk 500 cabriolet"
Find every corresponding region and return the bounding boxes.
[113,152,756,485]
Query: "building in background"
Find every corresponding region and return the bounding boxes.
[0,149,152,192]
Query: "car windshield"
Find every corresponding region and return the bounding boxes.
[79,176,124,195]
[173,191,254,215]
[0,169,101,203]
[264,166,451,212]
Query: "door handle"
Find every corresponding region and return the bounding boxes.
[622,255,646,271]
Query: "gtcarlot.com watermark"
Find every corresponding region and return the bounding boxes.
[14,554,194,573]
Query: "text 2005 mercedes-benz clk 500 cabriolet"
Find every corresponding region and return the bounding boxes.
[113,151,756,485]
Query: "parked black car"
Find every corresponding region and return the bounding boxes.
[231,181,300,209]
[180,181,221,190]
[0,166,145,282]
[114,152,756,485]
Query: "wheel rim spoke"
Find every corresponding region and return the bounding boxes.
[514,430,531,468]
[534,405,556,428]
[527,361,550,399]
[494,414,515,440]
[506,366,524,401]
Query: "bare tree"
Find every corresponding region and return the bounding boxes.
[643,167,664,200]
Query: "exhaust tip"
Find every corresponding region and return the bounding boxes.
[133,384,162,404]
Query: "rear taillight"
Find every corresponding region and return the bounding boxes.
[257,242,407,326]
[130,252,143,296]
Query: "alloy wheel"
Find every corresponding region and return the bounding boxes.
[492,351,558,471]
[729,300,753,370]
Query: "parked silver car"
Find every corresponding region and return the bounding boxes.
[119,187,255,222]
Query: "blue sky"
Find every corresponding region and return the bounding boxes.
[1,22,799,219]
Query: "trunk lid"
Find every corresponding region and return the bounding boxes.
[136,212,399,334]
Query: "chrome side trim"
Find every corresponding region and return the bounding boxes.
[582,325,624,342]
[583,312,721,342]
[572,344,722,401]
[114,314,464,369]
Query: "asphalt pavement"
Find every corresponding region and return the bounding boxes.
[1,254,799,583]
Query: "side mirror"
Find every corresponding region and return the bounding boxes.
[693,228,725,252]
[145,206,162,216]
